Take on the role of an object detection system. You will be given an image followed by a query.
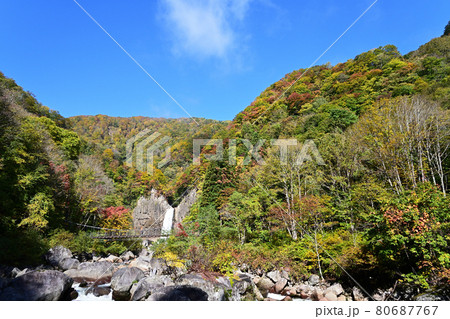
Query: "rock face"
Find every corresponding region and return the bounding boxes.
[174,189,197,225]
[133,190,173,231]
[0,270,73,301]
[64,261,114,283]
[111,267,145,300]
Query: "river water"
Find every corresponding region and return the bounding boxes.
[73,283,113,301]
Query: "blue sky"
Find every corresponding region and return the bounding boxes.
[0,0,449,121]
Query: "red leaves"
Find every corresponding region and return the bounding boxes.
[101,206,129,219]
[383,204,433,237]
[175,223,188,237]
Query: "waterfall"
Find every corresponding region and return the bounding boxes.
[161,207,174,236]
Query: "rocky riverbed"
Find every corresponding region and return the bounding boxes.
[0,245,448,301]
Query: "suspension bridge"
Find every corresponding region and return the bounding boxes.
[89,228,165,240]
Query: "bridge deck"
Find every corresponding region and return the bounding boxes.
[89,228,167,240]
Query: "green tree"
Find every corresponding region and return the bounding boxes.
[443,20,450,37]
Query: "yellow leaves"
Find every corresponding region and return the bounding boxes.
[159,251,185,269]
[18,192,53,231]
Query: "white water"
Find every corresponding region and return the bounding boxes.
[73,283,112,301]
[161,207,174,236]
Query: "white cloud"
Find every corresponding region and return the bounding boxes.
[160,0,252,59]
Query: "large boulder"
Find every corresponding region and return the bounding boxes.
[256,277,274,298]
[231,273,258,301]
[129,256,152,271]
[59,258,80,271]
[0,270,73,301]
[64,261,114,283]
[131,275,174,301]
[111,267,145,300]
[308,274,320,286]
[325,283,344,297]
[149,258,169,275]
[266,270,289,283]
[175,274,227,301]
[45,246,73,269]
[146,285,208,301]
[274,278,288,294]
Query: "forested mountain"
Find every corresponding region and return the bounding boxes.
[0,27,449,295]
[0,71,227,264]
[69,115,227,200]
[156,30,450,291]
[0,72,82,264]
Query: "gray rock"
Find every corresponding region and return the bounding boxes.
[413,292,446,301]
[146,285,208,301]
[325,291,338,301]
[121,251,135,261]
[59,258,80,271]
[216,276,232,289]
[149,258,168,275]
[45,246,73,269]
[231,273,256,301]
[274,278,288,294]
[0,270,73,301]
[175,274,226,301]
[11,268,21,278]
[129,256,152,271]
[139,248,151,257]
[102,255,120,263]
[64,261,114,283]
[111,267,145,300]
[253,285,265,301]
[15,268,29,277]
[131,275,174,301]
[311,287,325,301]
[308,274,320,286]
[256,277,274,297]
[266,270,289,283]
[352,287,366,301]
[326,283,344,296]
[372,288,390,301]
